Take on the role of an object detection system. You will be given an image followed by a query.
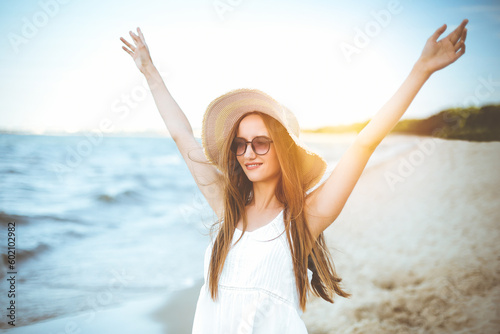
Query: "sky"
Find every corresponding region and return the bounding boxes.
[0,0,499,135]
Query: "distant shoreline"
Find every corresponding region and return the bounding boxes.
[0,130,173,138]
[304,104,500,142]
[2,104,499,142]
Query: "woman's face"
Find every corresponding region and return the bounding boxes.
[235,114,281,184]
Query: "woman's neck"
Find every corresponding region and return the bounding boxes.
[249,178,282,210]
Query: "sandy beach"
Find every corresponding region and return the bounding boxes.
[5,135,499,333]
[302,136,500,333]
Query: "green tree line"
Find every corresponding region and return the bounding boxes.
[305,104,500,142]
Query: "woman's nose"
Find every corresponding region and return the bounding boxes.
[244,142,257,158]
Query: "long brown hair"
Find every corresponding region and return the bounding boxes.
[207,111,351,311]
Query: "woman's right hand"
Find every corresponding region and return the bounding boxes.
[120,27,154,75]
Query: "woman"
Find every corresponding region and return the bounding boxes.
[120,19,468,333]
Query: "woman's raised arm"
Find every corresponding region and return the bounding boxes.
[356,19,468,150]
[120,28,224,219]
[305,19,469,240]
[120,28,193,139]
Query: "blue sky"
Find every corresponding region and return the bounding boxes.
[1,0,499,134]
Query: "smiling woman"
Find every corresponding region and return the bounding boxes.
[192,89,349,333]
[120,18,469,332]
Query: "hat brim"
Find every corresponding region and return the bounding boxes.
[202,88,327,191]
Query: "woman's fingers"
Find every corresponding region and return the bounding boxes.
[121,28,146,49]
[454,29,467,51]
[137,27,146,44]
[120,37,135,51]
[459,42,466,57]
[448,19,469,45]
[460,28,467,43]
[122,45,133,56]
[453,41,466,61]
[454,40,464,52]
[429,24,447,43]
[129,30,141,45]
[121,28,151,65]
[429,19,468,45]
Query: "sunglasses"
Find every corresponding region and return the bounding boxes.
[230,136,274,156]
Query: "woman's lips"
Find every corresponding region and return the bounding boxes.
[245,163,262,170]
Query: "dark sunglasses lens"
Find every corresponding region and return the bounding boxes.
[232,139,246,155]
[232,137,271,155]
[253,137,270,154]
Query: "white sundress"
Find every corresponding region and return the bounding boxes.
[192,209,313,333]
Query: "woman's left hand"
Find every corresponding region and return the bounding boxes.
[417,19,469,76]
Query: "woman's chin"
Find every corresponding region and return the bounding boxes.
[244,170,265,183]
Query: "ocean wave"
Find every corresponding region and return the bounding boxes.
[0,211,29,225]
[0,211,85,226]
[96,189,142,203]
[2,168,23,174]
[0,242,51,278]
[18,243,51,262]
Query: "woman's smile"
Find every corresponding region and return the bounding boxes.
[245,162,263,170]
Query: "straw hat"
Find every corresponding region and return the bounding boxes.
[201,88,327,191]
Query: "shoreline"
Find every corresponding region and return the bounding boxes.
[151,279,204,333]
[4,279,204,334]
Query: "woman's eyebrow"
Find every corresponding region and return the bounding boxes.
[235,135,269,140]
